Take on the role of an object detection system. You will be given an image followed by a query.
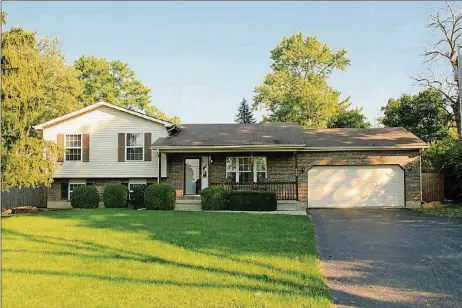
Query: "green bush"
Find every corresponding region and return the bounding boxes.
[201,186,229,210]
[144,183,175,210]
[71,185,99,208]
[227,191,277,211]
[103,184,128,208]
[132,184,147,209]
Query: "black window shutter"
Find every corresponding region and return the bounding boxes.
[61,181,69,200]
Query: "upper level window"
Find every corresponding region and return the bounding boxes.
[65,134,82,161]
[126,133,143,161]
[226,157,267,183]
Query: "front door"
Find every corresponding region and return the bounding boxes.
[184,158,201,195]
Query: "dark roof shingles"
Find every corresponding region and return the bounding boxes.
[152,124,427,148]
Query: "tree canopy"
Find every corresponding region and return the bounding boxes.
[380,89,453,143]
[235,98,256,124]
[74,55,179,123]
[253,32,350,128]
[1,27,83,190]
[328,108,370,129]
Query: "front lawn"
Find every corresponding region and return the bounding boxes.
[416,203,462,217]
[2,209,331,308]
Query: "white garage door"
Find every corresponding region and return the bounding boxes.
[308,165,405,208]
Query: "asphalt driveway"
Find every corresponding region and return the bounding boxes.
[309,209,462,308]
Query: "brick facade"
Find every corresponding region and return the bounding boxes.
[49,150,422,207]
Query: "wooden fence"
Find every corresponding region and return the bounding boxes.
[1,186,47,209]
[422,173,445,202]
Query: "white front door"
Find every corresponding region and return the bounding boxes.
[308,165,405,208]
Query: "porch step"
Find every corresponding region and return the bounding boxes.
[277,200,306,211]
[175,199,201,211]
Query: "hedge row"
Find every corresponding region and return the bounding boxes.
[201,187,277,211]
[71,183,176,210]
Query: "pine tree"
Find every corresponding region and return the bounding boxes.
[235,98,256,124]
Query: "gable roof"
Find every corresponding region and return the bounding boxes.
[33,101,174,130]
[152,124,428,151]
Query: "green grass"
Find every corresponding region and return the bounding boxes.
[416,203,462,217]
[2,209,331,308]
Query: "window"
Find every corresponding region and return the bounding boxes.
[69,182,85,200]
[65,134,82,161]
[129,179,146,200]
[226,157,267,183]
[126,133,143,161]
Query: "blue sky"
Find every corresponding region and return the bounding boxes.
[4,1,445,124]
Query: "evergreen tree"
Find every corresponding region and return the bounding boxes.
[235,98,256,124]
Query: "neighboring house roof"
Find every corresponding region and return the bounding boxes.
[152,124,428,151]
[152,123,307,150]
[33,101,175,130]
[301,127,428,150]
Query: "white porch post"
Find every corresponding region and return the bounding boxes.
[157,149,161,184]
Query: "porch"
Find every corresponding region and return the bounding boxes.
[160,152,300,201]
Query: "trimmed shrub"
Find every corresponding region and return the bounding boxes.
[201,186,229,210]
[103,184,128,208]
[144,183,175,210]
[71,185,99,208]
[132,184,147,209]
[227,191,277,211]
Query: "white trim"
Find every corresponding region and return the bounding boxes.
[68,179,86,200]
[125,133,144,162]
[300,145,428,151]
[33,101,173,130]
[64,134,83,162]
[153,145,306,153]
[128,179,147,200]
[226,156,267,183]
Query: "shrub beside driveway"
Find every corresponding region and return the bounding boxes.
[415,203,462,217]
[2,209,331,308]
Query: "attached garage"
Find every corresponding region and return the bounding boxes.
[307,165,405,208]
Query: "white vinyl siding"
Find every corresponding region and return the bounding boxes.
[43,106,167,178]
[308,165,405,208]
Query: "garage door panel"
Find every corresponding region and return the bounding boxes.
[308,166,405,208]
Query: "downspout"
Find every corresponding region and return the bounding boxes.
[157,149,161,184]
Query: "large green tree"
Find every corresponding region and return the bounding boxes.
[253,32,350,128]
[380,89,453,143]
[328,108,370,128]
[1,26,83,190]
[74,56,180,124]
[235,98,256,124]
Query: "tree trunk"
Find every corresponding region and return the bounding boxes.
[455,98,462,135]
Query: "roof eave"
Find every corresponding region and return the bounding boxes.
[151,144,306,152]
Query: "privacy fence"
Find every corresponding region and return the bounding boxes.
[421,173,445,202]
[1,186,47,210]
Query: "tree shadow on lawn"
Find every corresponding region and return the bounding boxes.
[2,209,331,301]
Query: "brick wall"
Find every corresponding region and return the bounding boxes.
[49,150,422,206]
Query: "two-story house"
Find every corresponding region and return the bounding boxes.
[34,101,428,209]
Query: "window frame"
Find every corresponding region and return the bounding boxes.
[128,179,147,200]
[64,134,83,162]
[125,133,144,162]
[68,180,86,201]
[226,156,267,183]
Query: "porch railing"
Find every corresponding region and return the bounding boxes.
[210,181,298,200]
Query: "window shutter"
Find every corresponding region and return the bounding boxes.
[144,133,152,161]
[60,180,69,200]
[118,133,125,162]
[82,134,90,162]
[57,134,64,162]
